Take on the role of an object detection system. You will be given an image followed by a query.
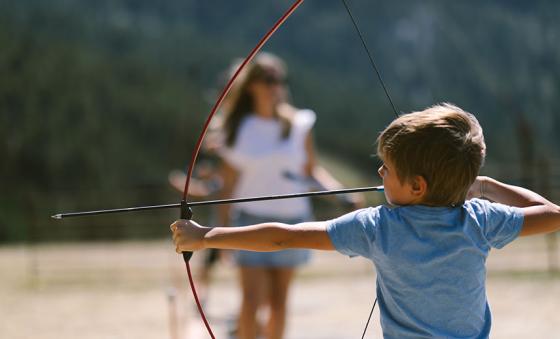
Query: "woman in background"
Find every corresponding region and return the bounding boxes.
[217,52,360,339]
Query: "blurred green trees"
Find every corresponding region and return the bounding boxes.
[1,0,559,242]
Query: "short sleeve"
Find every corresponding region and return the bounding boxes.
[294,109,316,132]
[469,199,524,249]
[326,207,380,258]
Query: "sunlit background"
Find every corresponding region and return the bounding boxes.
[1,1,559,338]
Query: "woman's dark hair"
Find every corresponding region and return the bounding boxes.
[223,52,292,146]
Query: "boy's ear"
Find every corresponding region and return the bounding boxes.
[410,175,428,197]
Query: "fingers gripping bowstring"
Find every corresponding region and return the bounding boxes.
[340,0,400,337]
[179,1,304,338]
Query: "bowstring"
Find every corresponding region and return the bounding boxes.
[339,0,400,337]
[340,0,399,119]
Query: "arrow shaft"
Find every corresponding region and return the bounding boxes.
[52,186,383,219]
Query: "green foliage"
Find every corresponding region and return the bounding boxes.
[1,0,559,242]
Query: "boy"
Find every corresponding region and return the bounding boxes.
[170,103,560,338]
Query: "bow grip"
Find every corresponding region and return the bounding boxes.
[180,200,193,262]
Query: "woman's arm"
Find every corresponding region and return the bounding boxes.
[470,176,560,236]
[171,219,335,252]
[304,131,364,208]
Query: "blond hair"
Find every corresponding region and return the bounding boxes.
[377,103,486,206]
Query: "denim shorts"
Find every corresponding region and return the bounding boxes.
[232,211,311,268]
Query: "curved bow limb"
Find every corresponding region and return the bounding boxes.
[178,1,304,337]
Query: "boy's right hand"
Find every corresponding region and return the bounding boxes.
[170,219,208,253]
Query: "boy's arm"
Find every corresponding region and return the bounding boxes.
[471,176,560,236]
[171,219,335,253]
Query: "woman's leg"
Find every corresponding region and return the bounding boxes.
[196,249,220,305]
[266,268,295,339]
[238,266,266,339]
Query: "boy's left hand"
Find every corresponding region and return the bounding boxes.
[170,219,208,253]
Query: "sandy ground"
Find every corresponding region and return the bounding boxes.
[1,236,559,339]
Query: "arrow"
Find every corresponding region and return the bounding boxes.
[52,185,383,219]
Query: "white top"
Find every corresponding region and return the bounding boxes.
[219,109,316,219]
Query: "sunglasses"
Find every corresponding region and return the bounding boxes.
[256,74,287,86]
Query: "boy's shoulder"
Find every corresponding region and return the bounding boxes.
[364,199,520,234]
[462,198,522,220]
[327,199,523,258]
[330,199,520,228]
[395,198,508,214]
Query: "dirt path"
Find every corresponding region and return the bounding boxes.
[1,236,558,339]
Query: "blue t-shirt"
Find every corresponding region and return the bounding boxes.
[326,199,524,339]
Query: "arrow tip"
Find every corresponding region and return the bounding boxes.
[51,214,62,220]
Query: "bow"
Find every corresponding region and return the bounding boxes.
[180,1,398,337]
[178,2,304,336]
[52,1,399,337]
